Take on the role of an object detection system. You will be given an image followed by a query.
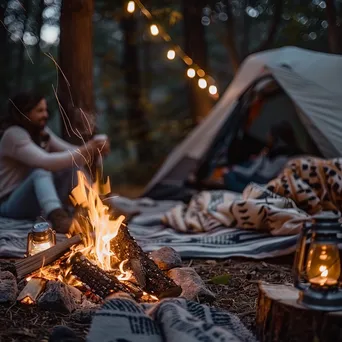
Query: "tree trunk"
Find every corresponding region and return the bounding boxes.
[34,0,45,65]
[17,0,30,88]
[140,0,152,94]
[241,0,251,59]
[251,0,283,54]
[58,0,95,143]
[121,9,150,162]
[326,0,342,54]
[0,0,10,110]
[224,0,241,73]
[256,282,342,342]
[182,0,212,124]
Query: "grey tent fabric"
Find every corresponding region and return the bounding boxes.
[144,47,342,195]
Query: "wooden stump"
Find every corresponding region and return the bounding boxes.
[256,282,342,342]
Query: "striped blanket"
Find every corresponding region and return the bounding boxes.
[1,157,339,260]
[0,196,297,260]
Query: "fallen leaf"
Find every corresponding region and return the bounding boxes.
[207,274,231,285]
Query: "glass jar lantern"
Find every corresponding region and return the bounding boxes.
[294,213,342,311]
[27,222,56,256]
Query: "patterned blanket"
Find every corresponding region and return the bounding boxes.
[2,157,340,259]
[163,157,342,235]
[87,295,256,342]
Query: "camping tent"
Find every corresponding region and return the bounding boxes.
[143,46,342,199]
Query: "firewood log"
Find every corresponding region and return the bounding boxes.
[110,225,182,299]
[17,278,47,304]
[15,234,82,279]
[69,252,138,299]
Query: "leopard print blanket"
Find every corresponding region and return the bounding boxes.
[163,157,342,235]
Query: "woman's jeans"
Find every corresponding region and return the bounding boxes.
[0,168,78,220]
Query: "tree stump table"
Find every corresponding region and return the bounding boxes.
[256,282,342,342]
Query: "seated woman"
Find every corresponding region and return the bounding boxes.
[0,91,109,233]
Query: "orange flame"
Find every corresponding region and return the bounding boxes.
[117,260,133,281]
[23,170,162,302]
[69,171,125,272]
[21,297,34,305]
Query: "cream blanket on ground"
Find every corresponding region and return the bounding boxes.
[163,157,342,235]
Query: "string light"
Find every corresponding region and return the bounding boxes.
[127,1,135,13]
[129,0,219,98]
[209,85,218,95]
[150,24,159,36]
[197,69,205,77]
[167,49,176,60]
[184,57,193,66]
[187,68,196,78]
[198,78,207,89]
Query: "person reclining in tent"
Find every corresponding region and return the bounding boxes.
[0,91,110,233]
[222,121,305,192]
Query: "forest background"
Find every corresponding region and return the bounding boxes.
[0,0,341,195]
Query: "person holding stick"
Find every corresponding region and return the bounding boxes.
[0,91,110,233]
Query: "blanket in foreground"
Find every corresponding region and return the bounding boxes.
[87,295,256,342]
[163,157,342,235]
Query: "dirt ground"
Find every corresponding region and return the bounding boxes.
[0,256,294,342]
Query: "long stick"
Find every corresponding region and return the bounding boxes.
[15,234,82,280]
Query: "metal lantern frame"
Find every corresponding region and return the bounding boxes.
[294,214,342,311]
[27,222,56,256]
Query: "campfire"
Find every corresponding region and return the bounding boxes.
[13,171,182,308]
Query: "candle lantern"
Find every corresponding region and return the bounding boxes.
[27,222,56,256]
[294,213,342,311]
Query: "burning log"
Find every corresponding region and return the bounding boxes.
[110,225,182,299]
[120,280,144,298]
[17,278,47,304]
[15,234,82,280]
[69,252,136,299]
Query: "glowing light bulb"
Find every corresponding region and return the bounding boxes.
[209,85,218,95]
[150,24,159,36]
[187,68,196,78]
[127,1,135,13]
[184,56,193,65]
[198,78,207,89]
[167,49,176,60]
[197,69,205,77]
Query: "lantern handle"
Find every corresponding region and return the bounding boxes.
[51,229,56,245]
[26,232,33,257]
[293,223,311,290]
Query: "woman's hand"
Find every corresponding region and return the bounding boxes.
[92,134,110,156]
[75,136,110,167]
[86,139,106,155]
[100,139,111,156]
